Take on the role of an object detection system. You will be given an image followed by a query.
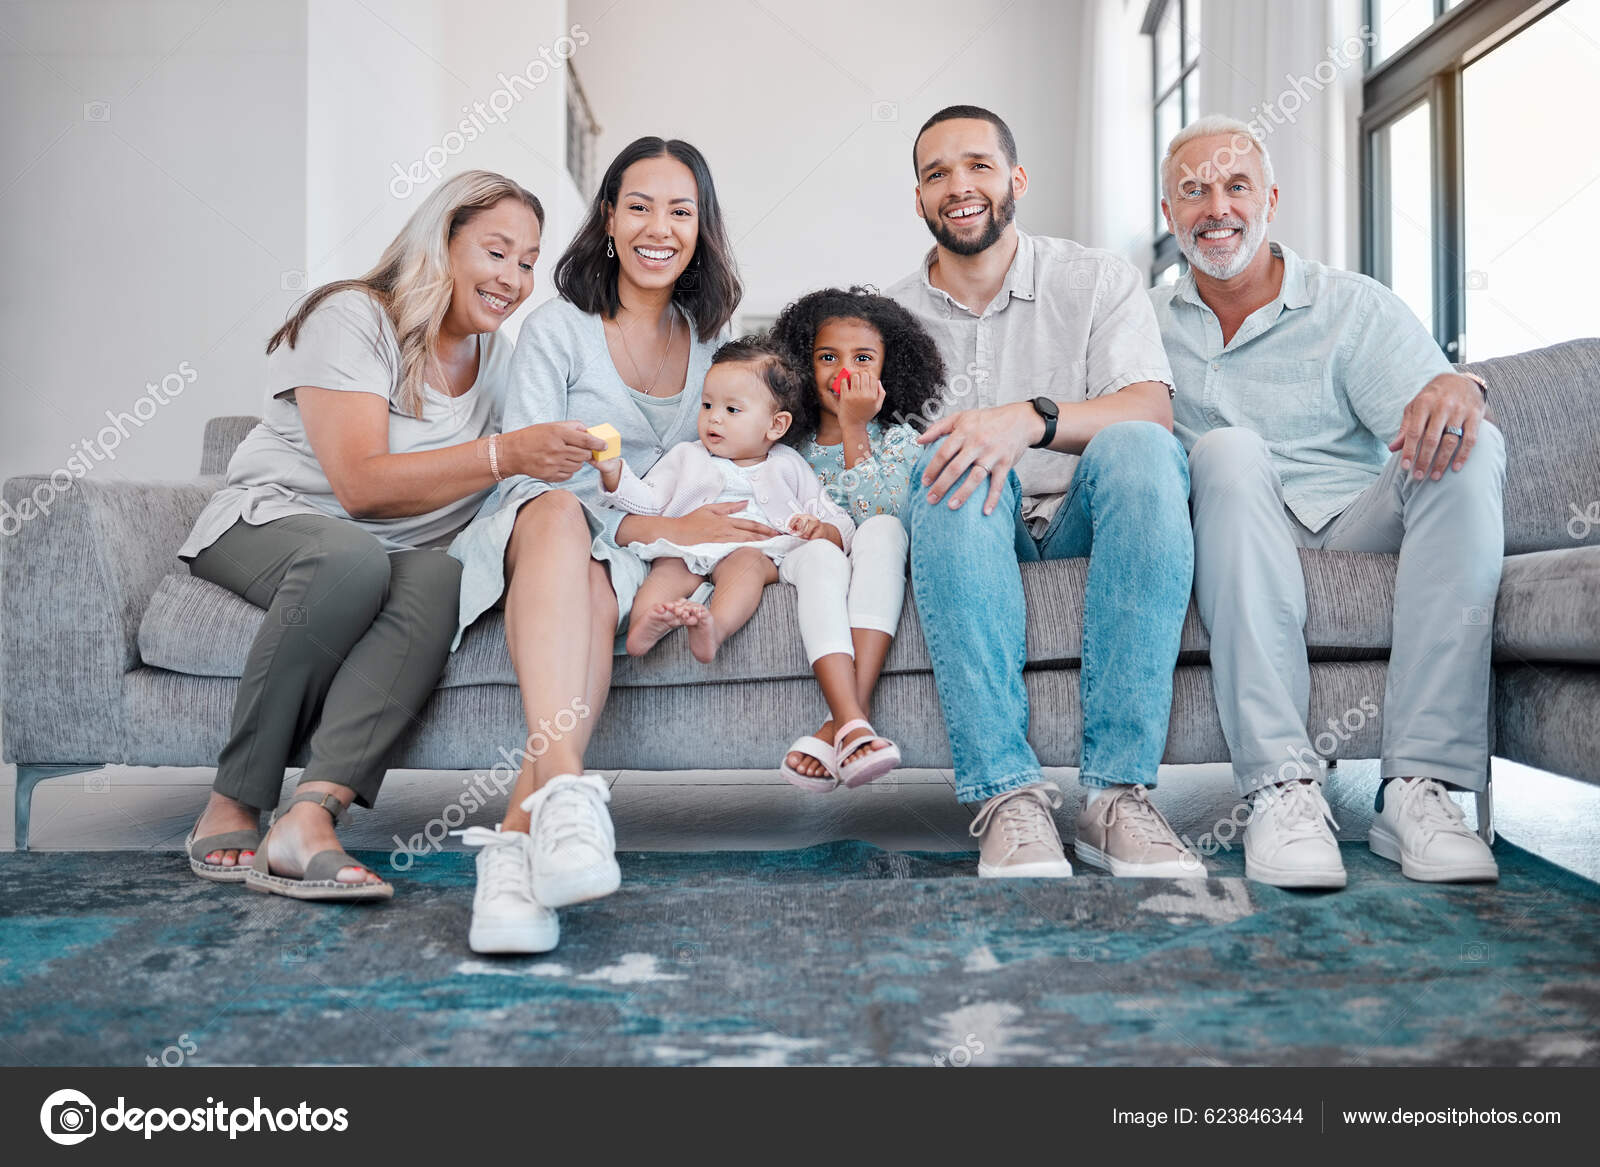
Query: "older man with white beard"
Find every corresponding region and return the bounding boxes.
[1149,116,1505,890]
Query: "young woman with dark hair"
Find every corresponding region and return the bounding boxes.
[447,137,751,955]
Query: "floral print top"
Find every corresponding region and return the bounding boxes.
[799,419,920,520]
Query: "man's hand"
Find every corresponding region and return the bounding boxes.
[1388,372,1487,480]
[916,401,1046,515]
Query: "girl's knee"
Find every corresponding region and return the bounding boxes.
[855,514,909,554]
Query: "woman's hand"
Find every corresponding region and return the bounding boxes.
[672,501,780,544]
[500,420,606,482]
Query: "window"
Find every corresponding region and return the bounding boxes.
[1361,0,1586,360]
[566,66,600,194]
[1143,0,1203,284]
[1461,0,1600,358]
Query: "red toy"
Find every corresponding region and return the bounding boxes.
[830,369,850,395]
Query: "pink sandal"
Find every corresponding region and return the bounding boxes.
[833,719,901,788]
[779,735,840,792]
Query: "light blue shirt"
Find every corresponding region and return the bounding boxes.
[799,419,919,521]
[1150,242,1452,532]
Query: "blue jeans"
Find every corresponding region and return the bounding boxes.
[907,420,1194,803]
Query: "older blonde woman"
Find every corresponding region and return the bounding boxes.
[177,171,583,915]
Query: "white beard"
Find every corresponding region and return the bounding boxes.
[1179,203,1269,280]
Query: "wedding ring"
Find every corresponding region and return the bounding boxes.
[1444,425,1464,437]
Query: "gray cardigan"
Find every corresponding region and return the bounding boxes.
[448,296,726,647]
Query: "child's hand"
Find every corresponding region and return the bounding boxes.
[837,371,886,430]
[595,456,623,492]
[788,514,824,540]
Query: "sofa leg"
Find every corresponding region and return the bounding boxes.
[14,765,101,851]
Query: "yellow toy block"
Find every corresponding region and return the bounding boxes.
[588,422,621,462]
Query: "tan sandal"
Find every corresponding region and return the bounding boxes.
[244,791,393,902]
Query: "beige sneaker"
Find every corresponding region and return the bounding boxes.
[968,783,1074,878]
[1074,785,1205,878]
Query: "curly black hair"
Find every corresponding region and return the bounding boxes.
[710,334,810,425]
[770,286,947,449]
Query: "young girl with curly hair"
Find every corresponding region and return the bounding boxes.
[770,286,948,787]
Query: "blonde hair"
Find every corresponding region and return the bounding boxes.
[268,170,544,418]
[1160,114,1276,203]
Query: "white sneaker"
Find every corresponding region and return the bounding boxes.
[522,773,621,908]
[1369,777,1499,882]
[1243,781,1347,889]
[459,826,558,954]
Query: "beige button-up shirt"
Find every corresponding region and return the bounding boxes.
[887,230,1174,530]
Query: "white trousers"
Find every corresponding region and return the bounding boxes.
[777,514,910,664]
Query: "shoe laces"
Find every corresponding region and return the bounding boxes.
[1099,785,1176,848]
[1257,781,1339,840]
[456,825,530,900]
[524,774,613,855]
[969,783,1064,855]
[1394,778,1471,841]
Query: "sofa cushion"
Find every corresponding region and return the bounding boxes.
[1492,546,1600,665]
[137,548,1403,686]
[1461,338,1600,555]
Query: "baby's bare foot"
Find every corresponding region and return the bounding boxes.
[679,602,720,663]
[627,601,689,656]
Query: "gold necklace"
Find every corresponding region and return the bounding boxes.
[616,304,677,396]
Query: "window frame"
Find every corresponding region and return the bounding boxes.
[1143,0,1201,283]
[1360,0,1565,357]
[566,65,601,195]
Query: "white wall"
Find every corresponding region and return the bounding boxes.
[306,0,584,335]
[1197,0,1366,269]
[569,0,1142,324]
[0,0,584,488]
[0,0,308,484]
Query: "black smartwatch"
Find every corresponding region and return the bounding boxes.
[1028,396,1059,449]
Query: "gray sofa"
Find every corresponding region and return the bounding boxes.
[5,340,1599,850]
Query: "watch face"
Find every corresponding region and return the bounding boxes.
[1033,396,1058,420]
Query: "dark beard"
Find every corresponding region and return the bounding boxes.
[923,186,1016,256]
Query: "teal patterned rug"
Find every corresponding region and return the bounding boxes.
[1,841,1596,1066]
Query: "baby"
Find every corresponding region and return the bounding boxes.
[596,335,900,788]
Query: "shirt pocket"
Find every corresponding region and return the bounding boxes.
[1235,359,1337,446]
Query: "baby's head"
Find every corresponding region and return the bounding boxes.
[771,286,948,446]
[702,336,808,461]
